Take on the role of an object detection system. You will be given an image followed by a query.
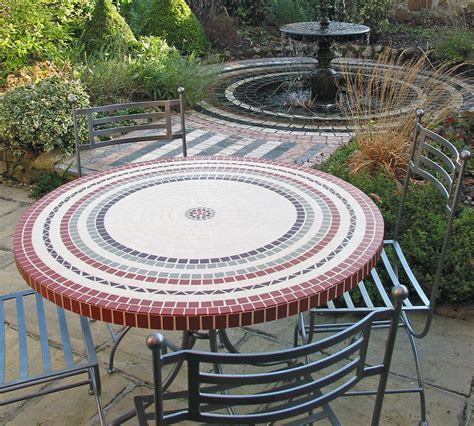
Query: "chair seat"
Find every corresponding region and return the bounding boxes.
[311,240,430,315]
[0,288,104,425]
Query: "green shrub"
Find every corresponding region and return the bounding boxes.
[0,0,78,81]
[346,0,394,37]
[434,28,474,62]
[264,0,318,26]
[139,0,209,55]
[0,76,89,153]
[30,169,70,199]
[81,0,137,54]
[321,141,474,305]
[80,36,220,105]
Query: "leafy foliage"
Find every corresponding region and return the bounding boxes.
[79,36,220,105]
[81,0,137,54]
[30,169,70,199]
[139,0,209,55]
[264,0,318,26]
[0,0,88,82]
[434,28,474,62]
[346,0,394,36]
[0,76,89,153]
[321,141,474,305]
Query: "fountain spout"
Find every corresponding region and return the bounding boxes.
[319,0,331,29]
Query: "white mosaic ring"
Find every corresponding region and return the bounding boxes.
[14,157,384,330]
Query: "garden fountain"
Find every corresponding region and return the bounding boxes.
[280,0,370,103]
[195,1,469,134]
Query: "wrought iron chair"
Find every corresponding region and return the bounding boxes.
[0,289,105,424]
[69,87,187,177]
[113,287,408,425]
[295,109,471,425]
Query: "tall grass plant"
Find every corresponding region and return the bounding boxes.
[337,50,457,180]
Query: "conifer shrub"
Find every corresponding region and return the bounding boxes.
[139,0,209,55]
[81,0,137,54]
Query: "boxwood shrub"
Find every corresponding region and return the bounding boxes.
[321,141,474,305]
[0,76,89,153]
[139,0,210,55]
[81,0,137,54]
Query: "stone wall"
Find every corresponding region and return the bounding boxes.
[0,146,65,184]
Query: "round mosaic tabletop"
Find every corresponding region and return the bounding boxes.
[14,157,384,330]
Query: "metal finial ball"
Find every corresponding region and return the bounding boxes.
[68,94,78,104]
[460,150,471,161]
[177,87,185,95]
[146,332,165,350]
[391,285,409,302]
[415,108,424,118]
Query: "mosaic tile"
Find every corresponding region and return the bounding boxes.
[14,157,383,330]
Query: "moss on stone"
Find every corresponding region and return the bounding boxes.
[81,0,137,54]
[140,0,209,55]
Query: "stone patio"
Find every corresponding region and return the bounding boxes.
[1,181,473,425]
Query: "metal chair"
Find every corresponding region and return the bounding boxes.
[295,109,471,425]
[114,287,408,425]
[69,87,187,177]
[0,289,105,425]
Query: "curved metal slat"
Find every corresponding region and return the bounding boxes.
[92,111,166,125]
[370,267,393,308]
[416,125,460,161]
[380,250,412,308]
[16,295,28,379]
[357,280,374,308]
[35,294,52,373]
[423,143,455,173]
[391,242,430,306]
[199,358,360,406]
[93,123,167,138]
[200,337,364,386]
[184,310,387,366]
[199,376,359,425]
[76,99,177,114]
[413,168,449,201]
[56,307,74,368]
[419,155,452,189]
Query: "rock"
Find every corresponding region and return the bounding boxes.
[12,165,25,182]
[31,149,65,172]
[374,45,383,53]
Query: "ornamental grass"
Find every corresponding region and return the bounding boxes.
[337,49,458,181]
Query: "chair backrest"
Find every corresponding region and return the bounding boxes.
[69,88,187,177]
[142,287,408,425]
[392,109,470,336]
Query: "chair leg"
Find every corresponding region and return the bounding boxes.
[402,313,428,425]
[89,366,106,426]
[108,326,132,374]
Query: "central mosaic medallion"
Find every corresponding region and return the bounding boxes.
[185,207,216,221]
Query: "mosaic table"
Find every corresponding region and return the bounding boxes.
[14,157,384,331]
